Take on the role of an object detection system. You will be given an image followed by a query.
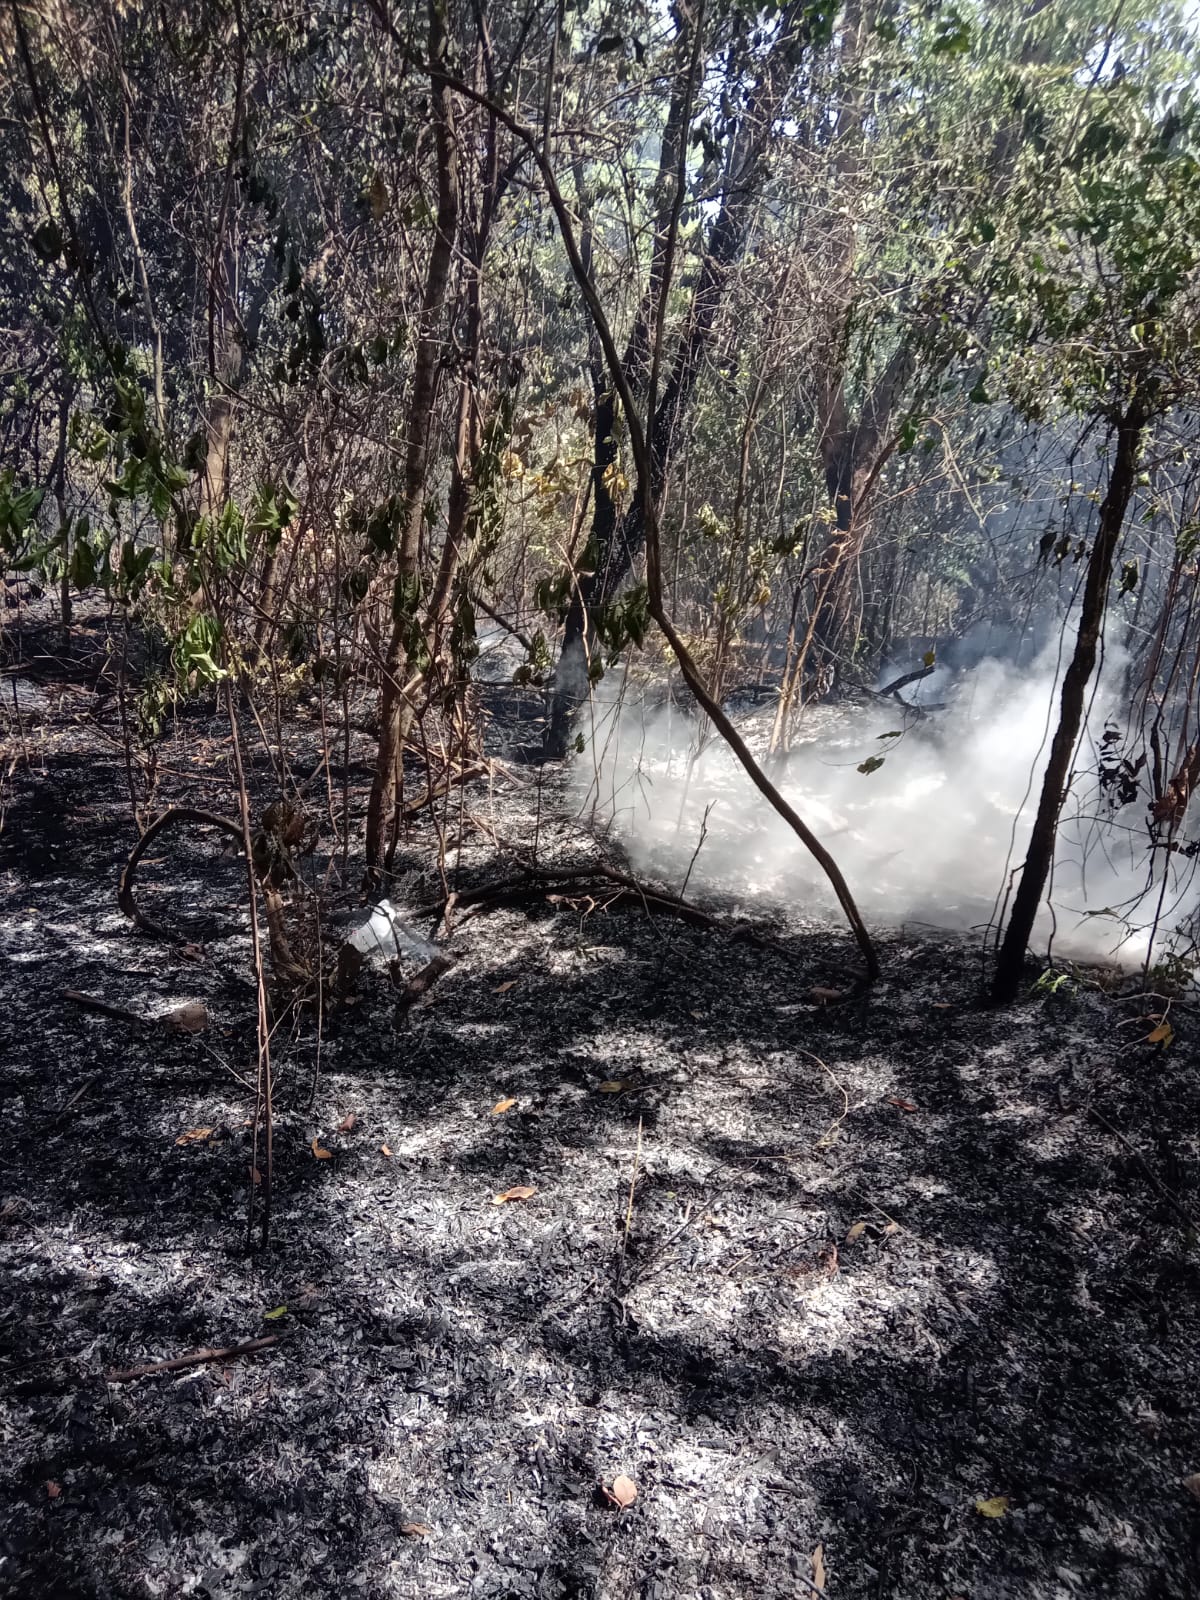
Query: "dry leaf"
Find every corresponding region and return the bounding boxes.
[492,1184,537,1204]
[888,1096,918,1112]
[932,1001,952,1009]
[175,1127,213,1146]
[399,1521,431,1538]
[493,980,518,994]
[598,1080,631,1094]
[46,1481,61,1500]
[491,1097,517,1115]
[164,1000,208,1034]
[380,1144,393,1157]
[311,1138,333,1160]
[845,1221,867,1243]
[1182,1472,1200,1502]
[263,1305,288,1321]
[1145,1021,1174,1045]
[607,1474,637,1508]
[180,943,206,963]
[294,1285,323,1310]
[808,986,845,1004]
[250,1166,262,1186]
[975,1495,1009,1518]
[337,1113,357,1133]
[811,1543,826,1591]
[882,1220,901,1236]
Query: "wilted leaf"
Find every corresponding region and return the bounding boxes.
[845,1221,867,1243]
[598,1080,632,1094]
[1182,1473,1200,1502]
[46,1481,62,1500]
[164,1000,208,1034]
[975,1495,1009,1518]
[857,755,886,776]
[888,1097,918,1112]
[492,1097,517,1115]
[337,1113,357,1133]
[380,1144,393,1157]
[399,1521,431,1537]
[493,980,518,993]
[311,1138,333,1160]
[492,1185,537,1204]
[923,649,936,667]
[607,1474,637,1508]
[1145,1021,1174,1045]
[811,1543,826,1591]
[175,1126,213,1146]
[263,1305,287,1321]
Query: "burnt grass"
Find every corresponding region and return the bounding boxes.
[2,609,1200,1600]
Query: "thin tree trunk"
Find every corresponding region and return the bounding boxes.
[991,397,1148,1003]
[365,0,460,875]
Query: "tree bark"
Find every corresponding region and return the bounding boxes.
[991,397,1148,1003]
[365,0,460,875]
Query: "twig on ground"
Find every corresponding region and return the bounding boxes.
[106,1335,279,1383]
[1085,1105,1198,1233]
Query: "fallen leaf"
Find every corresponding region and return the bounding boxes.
[882,1221,901,1236]
[399,1521,431,1538]
[811,1543,826,1591]
[294,1285,323,1310]
[1182,1472,1200,1502]
[598,1080,632,1094]
[311,1138,333,1160]
[380,1144,393,1157]
[337,1113,357,1133]
[250,1166,262,1186]
[608,1474,637,1508]
[492,1185,537,1204]
[493,980,518,993]
[491,1097,517,1115]
[180,943,206,963]
[888,1097,919,1112]
[845,1221,867,1243]
[1145,1021,1174,1045]
[932,1001,952,1009]
[164,1000,208,1034]
[808,986,845,1004]
[263,1305,288,1321]
[975,1495,1009,1518]
[175,1127,213,1146]
[46,1481,61,1500]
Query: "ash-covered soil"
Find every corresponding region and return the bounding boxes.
[2,610,1199,1600]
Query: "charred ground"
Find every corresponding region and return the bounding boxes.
[2,610,1199,1600]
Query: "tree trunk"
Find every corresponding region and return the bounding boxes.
[991,397,1148,1003]
[365,0,460,875]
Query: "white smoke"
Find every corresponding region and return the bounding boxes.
[571,647,1200,971]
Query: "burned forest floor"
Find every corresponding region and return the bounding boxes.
[2,604,1200,1600]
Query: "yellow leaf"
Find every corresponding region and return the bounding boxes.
[845,1221,867,1243]
[493,980,518,993]
[598,1080,631,1094]
[311,1138,333,1160]
[175,1127,213,1146]
[1145,1021,1174,1045]
[492,1185,537,1204]
[263,1305,288,1321]
[975,1495,1009,1518]
[923,649,936,667]
[492,1097,517,1115]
